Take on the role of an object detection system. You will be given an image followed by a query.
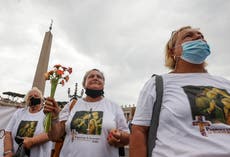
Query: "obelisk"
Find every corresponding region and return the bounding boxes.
[32,22,53,94]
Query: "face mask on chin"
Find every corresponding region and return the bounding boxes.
[181,39,211,64]
[29,97,41,106]
[85,88,104,98]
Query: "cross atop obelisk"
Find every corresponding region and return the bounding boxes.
[32,21,53,94]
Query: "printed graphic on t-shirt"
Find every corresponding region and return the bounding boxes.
[71,111,103,135]
[16,120,38,137]
[183,86,230,136]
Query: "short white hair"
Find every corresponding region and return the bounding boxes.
[24,87,43,106]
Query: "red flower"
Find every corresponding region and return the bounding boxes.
[62,66,67,71]
[54,64,62,69]
[44,64,72,90]
[67,67,72,74]
[64,75,69,82]
[56,70,64,76]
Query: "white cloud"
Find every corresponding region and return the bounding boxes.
[0,0,230,105]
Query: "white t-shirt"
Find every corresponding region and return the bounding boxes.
[132,73,230,157]
[59,97,129,157]
[5,107,52,157]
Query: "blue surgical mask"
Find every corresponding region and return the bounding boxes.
[181,39,211,64]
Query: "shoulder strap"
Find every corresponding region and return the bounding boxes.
[147,74,163,157]
[69,99,77,111]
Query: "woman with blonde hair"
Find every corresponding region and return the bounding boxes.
[130,26,230,157]
[4,87,52,157]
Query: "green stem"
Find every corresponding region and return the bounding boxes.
[44,78,59,132]
[50,78,58,98]
[44,113,52,132]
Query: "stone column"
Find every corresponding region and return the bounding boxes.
[32,31,52,94]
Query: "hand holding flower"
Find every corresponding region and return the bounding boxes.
[43,97,61,117]
[44,64,72,132]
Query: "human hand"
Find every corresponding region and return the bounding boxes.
[107,129,122,147]
[43,97,61,118]
[23,137,34,149]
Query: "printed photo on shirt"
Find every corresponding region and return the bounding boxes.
[183,86,230,136]
[71,111,103,135]
[16,120,38,137]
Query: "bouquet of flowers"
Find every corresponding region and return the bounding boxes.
[44,64,72,132]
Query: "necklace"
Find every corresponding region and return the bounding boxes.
[84,100,103,135]
[85,101,101,112]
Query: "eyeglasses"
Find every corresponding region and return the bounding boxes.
[169,30,177,42]
[0,129,5,139]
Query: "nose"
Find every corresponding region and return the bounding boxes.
[194,32,203,40]
[92,75,100,81]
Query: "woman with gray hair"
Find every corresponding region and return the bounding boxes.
[4,87,52,157]
[44,69,130,157]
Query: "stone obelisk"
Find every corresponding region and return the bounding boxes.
[32,22,53,94]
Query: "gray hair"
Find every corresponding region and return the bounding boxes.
[82,69,105,88]
[24,87,43,106]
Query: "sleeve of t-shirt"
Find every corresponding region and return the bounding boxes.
[5,109,21,132]
[132,77,157,126]
[115,105,130,133]
[59,102,71,121]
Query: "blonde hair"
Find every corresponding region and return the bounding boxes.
[165,26,192,69]
[24,87,43,106]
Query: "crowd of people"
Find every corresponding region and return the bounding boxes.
[3,26,230,157]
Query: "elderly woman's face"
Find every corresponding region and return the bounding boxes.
[28,90,41,106]
[173,28,205,57]
[84,70,104,90]
[28,91,40,99]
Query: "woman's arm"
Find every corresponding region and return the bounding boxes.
[129,125,149,157]
[48,120,66,141]
[23,132,50,149]
[44,97,66,141]
[3,131,14,157]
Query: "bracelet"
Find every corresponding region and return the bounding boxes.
[51,116,59,122]
[119,131,122,143]
[3,150,12,156]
